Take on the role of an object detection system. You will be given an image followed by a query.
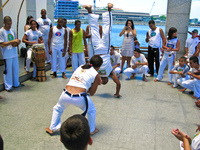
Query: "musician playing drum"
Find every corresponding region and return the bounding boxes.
[22,20,43,78]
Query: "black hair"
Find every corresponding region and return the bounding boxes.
[3,16,12,23]
[26,16,33,25]
[125,19,134,29]
[29,20,39,30]
[179,56,187,61]
[148,20,155,25]
[134,48,141,53]
[57,17,63,22]
[63,18,67,21]
[82,55,103,69]
[75,20,81,25]
[167,27,177,40]
[60,115,90,150]
[190,56,199,65]
[110,45,114,49]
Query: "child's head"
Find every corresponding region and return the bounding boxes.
[189,56,199,68]
[60,114,92,150]
[179,56,187,67]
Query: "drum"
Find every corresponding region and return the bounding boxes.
[31,43,46,82]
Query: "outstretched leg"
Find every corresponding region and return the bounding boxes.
[109,71,121,98]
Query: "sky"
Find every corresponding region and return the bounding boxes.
[78,0,200,20]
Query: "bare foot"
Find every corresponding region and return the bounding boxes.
[130,74,136,79]
[178,88,186,92]
[51,75,56,79]
[143,77,148,82]
[25,71,29,74]
[90,128,99,135]
[195,100,200,108]
[154,78,158,82]
[83,5,92,13]
[168,82,172,85]
[45,127,53,135]
[62,73,67,79]
[114,94,122,98]
[192,96,198,99]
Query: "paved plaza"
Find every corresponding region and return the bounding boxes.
[0,67,200,150]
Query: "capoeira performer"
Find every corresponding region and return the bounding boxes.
[83,3,121,98]
[0,16,23,92]
[86,24,102,59]
[179,56,200,100]
[154,27,180,85]
[36,9,52,64]
[110,45,121,77]
[22,20,43,77]
[48,18,67,79]
[124,48,148,82]
[185,29,199,59]
[45,55,103,135]
[169,56,190,88]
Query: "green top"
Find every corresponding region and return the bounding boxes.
[72,28,84,53]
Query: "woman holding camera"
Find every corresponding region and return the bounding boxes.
[119,20,137,73]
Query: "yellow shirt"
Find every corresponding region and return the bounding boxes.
[72,28,84,53]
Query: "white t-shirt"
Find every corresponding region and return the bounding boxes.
[165,37,178,55]
[67,65,98,91]
[131,53,147,68]
[172,64,190,76]
[110,51,120,67]
[36,17,52,39]
[185,37,199,56]
[25,29,42,44]
[0,27,18,59]
[191,133,200,150]
[190,66,200,74]
[52,26,65,48]
[148,27,162,48]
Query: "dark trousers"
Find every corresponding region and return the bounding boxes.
[148,46,160,75]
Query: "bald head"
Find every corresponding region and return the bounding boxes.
[41,9,46,19]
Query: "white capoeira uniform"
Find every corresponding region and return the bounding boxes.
[51,26,66,73]
[171,64,190,87]
[110,50,121,76]
[89,11,113,77]
[156,37,178,82]
[181,67,200,98]
[25,29,42,77]
[185,37,199,59]
[36,17,52,63]
[124,54,148,78]
[0,27,20,90]
[49,66,98,133]
[87,27,94,59]
[180,132,200,150]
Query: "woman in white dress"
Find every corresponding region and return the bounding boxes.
[119,19,137,73]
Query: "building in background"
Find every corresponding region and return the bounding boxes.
[54,0,79,19]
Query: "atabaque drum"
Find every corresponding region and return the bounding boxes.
[31,43,46,81]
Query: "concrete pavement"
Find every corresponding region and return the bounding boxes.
[0,69,200,150]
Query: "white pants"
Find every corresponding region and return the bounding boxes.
[157,53,174,82]
[51,46,65,73]
[43,38,51,63]
[4,57,20,90]
[98,54,113,77]
[89,11,112,55]
[72,52,85,71]
[26,47,36,77]
[113,67,121,77]
[88,44,94,59]
[173,74,190,87]
[181,79,200,98]
[124,65,148,79]
[49,91,96,133]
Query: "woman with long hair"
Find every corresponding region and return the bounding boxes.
[154,27,180,84]
[45,55,103,135]
[119,19,137,72]
[22,20,43,77]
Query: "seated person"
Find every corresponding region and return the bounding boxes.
[124,48,148,82]
[60,114,92,150]
[171,127,200,150]
[170,56,190,88]
[179,56,200,100]
[110,45,121,77]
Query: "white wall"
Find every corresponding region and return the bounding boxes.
[36,0,47,19]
